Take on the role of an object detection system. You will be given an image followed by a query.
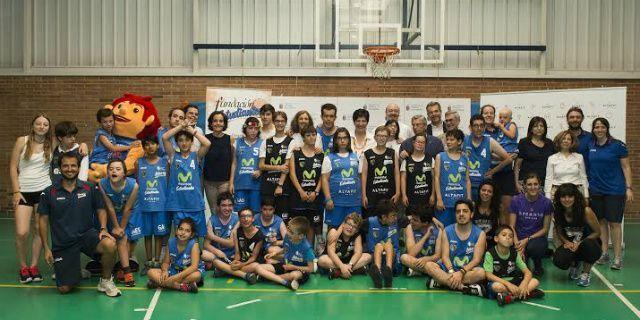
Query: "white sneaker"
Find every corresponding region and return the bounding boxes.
[98,277,122,297]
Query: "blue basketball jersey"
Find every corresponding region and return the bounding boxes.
[366,216,399,253]
[168,237,204,273]
[234,138,262,191]
[497,122,518,153]
[463,135,492,187]
[254,214,284,249]
[316,127,334,155]
[445,224,482,269]
[166,152,205,212]
[412,224,439,257]
[439,151,468,208]
[209,212,239,258]
[283,236,315,267]
[137,157,168,212]
[328,152,361,207]
[100,177,137,216]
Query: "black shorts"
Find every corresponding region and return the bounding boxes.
[492,169,517,196]
[53,229,101,287]
[290,208,323,229]
[18,191,43,207]
[275,195,292,224]
[591,194,626,223]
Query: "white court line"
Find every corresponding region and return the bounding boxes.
[296,291,318,295]
[592,267,640,318]
[368,287,407,290]
[522,301,561,311]
[134,308,147,312]
[226,299,262,309]
[143,289,162,320]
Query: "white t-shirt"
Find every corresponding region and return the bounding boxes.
[321,152,362,174]
[399,153,431,172]
[286,133,323,159]
[260,126,276,140]
[259,135,288,158]
[350,131,375,158]
[398,121,414,141]
[191,126,204,152]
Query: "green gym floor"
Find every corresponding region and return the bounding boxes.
[1,218,639,320]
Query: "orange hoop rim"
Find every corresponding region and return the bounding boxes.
[364,46,400,63]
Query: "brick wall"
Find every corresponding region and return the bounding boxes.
[1,76,638,216]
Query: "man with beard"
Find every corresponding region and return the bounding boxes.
[565,107,592,162]
[38,153,121,296]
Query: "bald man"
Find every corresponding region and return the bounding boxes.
[385,103,413,141]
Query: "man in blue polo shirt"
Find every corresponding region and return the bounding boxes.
[566,107,592,163]
[38,153,121,297]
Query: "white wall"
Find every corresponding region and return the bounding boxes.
[0,0,638,77]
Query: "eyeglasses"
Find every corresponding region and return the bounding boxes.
[336,136,350,141]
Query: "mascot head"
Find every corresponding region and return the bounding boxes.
[106,93,161,140]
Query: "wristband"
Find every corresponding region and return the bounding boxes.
[324,198,333,204]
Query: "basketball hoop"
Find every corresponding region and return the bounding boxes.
[364,46,400,79]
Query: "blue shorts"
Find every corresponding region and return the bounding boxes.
[234,190,261,214]
[168,264,206,277]
[172,210,207,237]
[325,205,361,228]
[382,250,402,275]
[109,212,144,242]
[435,207,456,226]
[141,211,170,236]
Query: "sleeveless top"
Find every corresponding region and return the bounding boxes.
[99,177,137,216]
[488,246,522,279]
[404,154,433,205]
[209,212,239,258]
[19,136,51,192]
[169,237,204,272]
[254,214,284,249]
[326,232,358,262]
[236,227,264,262]
[291,150,324,210]
[463,135,492,187]
[261,136,293,195]
[364,148,396,203]
[328,152,361,207]
[166,152,205,212]
[445,224,482,269]
[203,133,232,181]
[137,157,167,212]
[438,151,468,208]
[234,138,262,191]
[412,225,440,257]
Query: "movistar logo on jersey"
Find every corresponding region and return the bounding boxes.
[341,168,354,178]
[178,171,192,183]
[415,174,426,183]
[453,255,470,268]
[303,170,316,179]
[374,166,387,177]
[242,158,255,167]
[270,156,282,165]
[468,160,480,170]
[448,173,462,183]
[146,179,159,188]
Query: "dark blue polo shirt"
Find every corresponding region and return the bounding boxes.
[399,135,444,161]
[588,138,628,196]
[38,180,104,250]
[576,129,593,166]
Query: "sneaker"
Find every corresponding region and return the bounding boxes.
[462,284,486,297]
[568,264,580,280]
[19,267,32,284]
[179,282,198,293]
[51,273,56,280]
[29,266,43,282]
[146,280,158,289]
[141,261,154,275]
[611,259,623,270]
[196,278,204,287]
[527,288,545,299]
[328,268,341,280]
[81,268,92,279]
[381,265,393,288]
[287,279,299,291]
[123,272,136,287]
[427,277,441,289]
[496,293,513,307]
[369,265,383,289]
[576,273,591,287]
[98,277,122,297]
[406,268,416,277]
[596,253,610,265]
[245,272,257,285]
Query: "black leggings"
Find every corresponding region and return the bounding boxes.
[552,238,602,270]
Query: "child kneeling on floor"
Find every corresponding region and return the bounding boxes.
[147,218,204,293]
[484,225,544,306]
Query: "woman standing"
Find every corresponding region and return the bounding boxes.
[552,183,601,287]
[203,111,235,215]
[514,117,554,193]
[351,109,375,158]
[544,130,589,199]
[9,114,52,283]
[401,134,434,212]
[588,118,633,270]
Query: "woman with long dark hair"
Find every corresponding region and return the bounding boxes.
[514,116,554,193]
[473,180,501,248]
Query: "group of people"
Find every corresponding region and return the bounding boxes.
[9,100,633,306]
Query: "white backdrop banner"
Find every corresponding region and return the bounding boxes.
[205,87,272,134]
[480,87,627,142]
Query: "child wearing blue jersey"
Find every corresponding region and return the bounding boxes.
[230,117,263,214]
[401,205,442,278]
[321,128,362,228]
[203,207,262,284]
[202,192,238,267]
[137,136,170,274]
[99,159,141,287]
[425,199,487,296]
[254,197,287,256]
[365,199,400,289]
[162,120,211,237]
[147,218,203,293]
[254,217,315,291]
[89,108,131,166]
[434,129,472,226]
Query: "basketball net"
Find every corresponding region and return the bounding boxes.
[364,46,400,79]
